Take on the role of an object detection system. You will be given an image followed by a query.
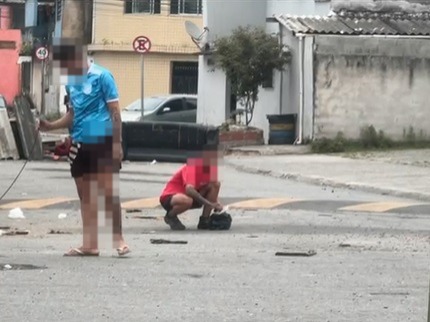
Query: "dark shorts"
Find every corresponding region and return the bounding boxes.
[159,194,203,213]
[69,136,121,178]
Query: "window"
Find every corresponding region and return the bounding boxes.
[170,0,202,15]
[262,69,274,89]
[56,0,62,21]
[124,0,161,14]
[185,99,197,110]
[171,61,198,94]
[162,99,184,113]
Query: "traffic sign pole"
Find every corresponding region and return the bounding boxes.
[36,47,49,115]
[132,36,151,121]
[140,54,144,120]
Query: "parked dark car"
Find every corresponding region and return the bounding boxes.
[121,94,197,123]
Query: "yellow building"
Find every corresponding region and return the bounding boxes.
[88,0,203,108]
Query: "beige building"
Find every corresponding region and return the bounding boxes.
[88,0,203,108]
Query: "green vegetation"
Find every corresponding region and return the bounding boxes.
[311,125,430,153]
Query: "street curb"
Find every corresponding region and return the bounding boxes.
[225,161,430,202]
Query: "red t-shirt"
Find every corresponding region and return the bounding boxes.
[160,159,218,199]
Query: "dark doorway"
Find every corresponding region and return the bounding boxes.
[171,61,198,94]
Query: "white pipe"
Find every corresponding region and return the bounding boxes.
[296,34,304,145]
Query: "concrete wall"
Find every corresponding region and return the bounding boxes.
[313,35,430,140]
[0,29,21,105]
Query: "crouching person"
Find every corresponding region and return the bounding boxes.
[159,145,224,230]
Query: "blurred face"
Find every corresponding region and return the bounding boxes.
[202,150,218,166]
[52,37,88,79]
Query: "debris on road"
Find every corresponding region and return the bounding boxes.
[58,213,67,219]
[132,215,159,220]
[125,209,141,213]
[0,226,11,230]
[48,229,72,235]
[8,208,25,219]
[150,159,157,165]
[0,263,47,271]
[2,229,30,236]
[150,239,188,245]
[275,250,317,257]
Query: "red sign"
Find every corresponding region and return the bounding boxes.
[133,36,151,54]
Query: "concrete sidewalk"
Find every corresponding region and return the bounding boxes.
[225,149,430,202]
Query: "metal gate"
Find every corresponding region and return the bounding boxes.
[171,61,198,94]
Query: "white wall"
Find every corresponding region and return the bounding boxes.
[197,55,228,125]
[197,0,267,125]
[267,0,332,16]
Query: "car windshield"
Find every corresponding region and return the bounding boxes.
[124,97,164,112]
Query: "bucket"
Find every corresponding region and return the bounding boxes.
[266,114,297,145]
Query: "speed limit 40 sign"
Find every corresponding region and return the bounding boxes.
[35,47,49,60]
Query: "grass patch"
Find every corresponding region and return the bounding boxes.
[311,125,430,154]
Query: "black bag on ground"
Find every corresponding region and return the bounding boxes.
[208,212,232,230]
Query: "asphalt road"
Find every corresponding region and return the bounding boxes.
[0,160,429,322]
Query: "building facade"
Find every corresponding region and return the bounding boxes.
[88,0,203,108]
[197,0,332,143]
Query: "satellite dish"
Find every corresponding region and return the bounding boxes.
[185,20,209,51]
[185,21,204,40]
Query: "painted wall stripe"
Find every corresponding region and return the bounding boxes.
[228,198,301,209]
[339,201,426,213]
[0,197,77,210]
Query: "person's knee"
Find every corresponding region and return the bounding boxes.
[171,194,193,209]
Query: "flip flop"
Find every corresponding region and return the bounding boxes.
[63,247,100,257]
[117,245,131,256]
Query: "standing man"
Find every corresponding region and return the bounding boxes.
[38,40,129,256]
[159,145,224,230]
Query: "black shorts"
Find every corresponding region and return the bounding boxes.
[159,194,202,213]
[68,137,121,178]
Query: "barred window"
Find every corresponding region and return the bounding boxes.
[124,0,161,14]
[170,0,202,15]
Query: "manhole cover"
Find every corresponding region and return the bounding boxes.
[0,264,47,271]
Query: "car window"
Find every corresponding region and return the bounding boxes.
[163,99,183,113]
[185,99,197,110]
[124,97,163,112]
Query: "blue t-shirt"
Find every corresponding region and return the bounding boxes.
[66,63,119,144]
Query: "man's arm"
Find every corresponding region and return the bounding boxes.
[39,109,73,131]
[108,101,122,144]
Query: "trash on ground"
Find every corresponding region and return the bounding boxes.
[0,263,47,271]
[0,226,11,230]
[150,239,188,245]
[58,213,67,219]
[125,209,141,213]
[150,160,157,165]
[48,229,72,235]
[3,229,30,236]
[8,208,25,219]
[132,215,158,220]
[275,250,317,257]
